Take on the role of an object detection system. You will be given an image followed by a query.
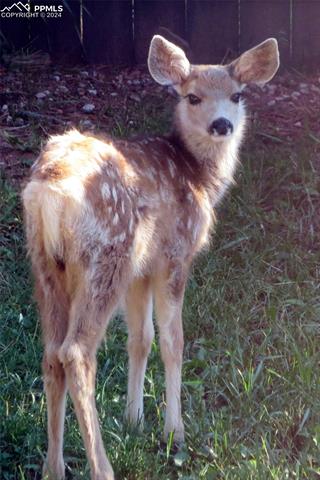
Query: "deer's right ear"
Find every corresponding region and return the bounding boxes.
[148,35,190,87]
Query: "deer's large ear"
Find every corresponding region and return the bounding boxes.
[148,35,191,87]
[229,38,279,85]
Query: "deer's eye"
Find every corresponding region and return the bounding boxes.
[230,92,243,104]
[187,94,201,105]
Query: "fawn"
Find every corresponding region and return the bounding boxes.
[23,35,279,479]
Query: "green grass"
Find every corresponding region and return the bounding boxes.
[1,110,320,479]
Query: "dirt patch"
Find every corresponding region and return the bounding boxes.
[0,62,319,184]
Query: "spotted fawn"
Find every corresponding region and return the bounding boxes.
[23,35,279,480]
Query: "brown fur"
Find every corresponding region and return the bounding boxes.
[22,35,279,480]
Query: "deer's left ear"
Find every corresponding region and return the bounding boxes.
[229,38,280,85]
[148,35,191,87]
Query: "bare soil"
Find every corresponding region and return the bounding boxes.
[0,62,319,184]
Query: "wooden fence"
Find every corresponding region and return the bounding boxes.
[0,0,319,71]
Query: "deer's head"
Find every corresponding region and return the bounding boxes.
[148,35,279,152]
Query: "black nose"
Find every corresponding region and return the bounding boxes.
[209,118,233,136]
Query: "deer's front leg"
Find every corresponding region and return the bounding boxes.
[154,269,186,443]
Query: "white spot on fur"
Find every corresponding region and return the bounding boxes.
[113,212,119,225]
[119,232,126,242]
[108,169,117,180]
[128,216,134,234]
[159,172,167,185]
[112,186,118,203]
[113,231,126,243]
[186,192,193,202]
[137,196,149,209]
[144,169,155,181]
[167,159,175,178]
[101,182,111,200]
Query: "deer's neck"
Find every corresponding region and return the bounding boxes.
[168,124,244,207]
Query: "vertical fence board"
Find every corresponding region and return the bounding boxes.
[187,0,238,65]
[26,0,59,54]
[134,0,186,64]
[240,0,290,66]
[45,0,83,64]
[27,17,49,53]
[292,0,320,70]
[0,0,83,63]
[83,0,133,64]
[1,0,320,71]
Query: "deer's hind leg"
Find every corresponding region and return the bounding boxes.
[42,347,67,480]
[58,255,131,480]
[125,276,154,426]
[35,269,69,480]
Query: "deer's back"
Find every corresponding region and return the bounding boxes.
[23,130,213,286]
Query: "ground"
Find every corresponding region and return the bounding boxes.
[0,59,320,479]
